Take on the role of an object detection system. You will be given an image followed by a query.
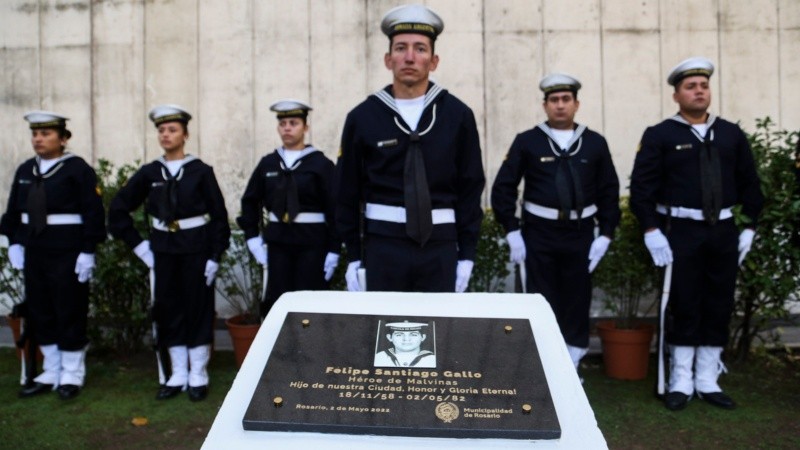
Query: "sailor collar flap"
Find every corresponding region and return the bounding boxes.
[372,83,446,136]
[669,113,718,143]
[156,154,199,181]
[276,146,320,171]
[32,152,77,178]
[537,123,588,157]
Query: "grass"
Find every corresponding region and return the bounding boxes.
[0,348,235,449]
[1,348,798,449]
[582,352,800,449]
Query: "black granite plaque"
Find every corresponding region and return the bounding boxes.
[242,312,560,439]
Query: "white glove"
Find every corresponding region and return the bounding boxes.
[506,230,526,264]
[588,235,611,273]
[323,252,340,281]
[644,229,673,267]
[246,236,268,266]
[204,260,219,286]
[74,253,95,283]
[345,260,363,292]
[455,260,474,293]
[738,229,755,266]
[133,240,155,269]
[8,244,24,270]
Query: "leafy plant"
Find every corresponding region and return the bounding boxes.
[468,210,511,293]
[88,159,151,353]
[593,197,660,329]
[0,247,24,313]
[730,118,800,361]
[216,227,263,324]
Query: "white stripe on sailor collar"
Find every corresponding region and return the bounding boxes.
[537,123,587,157]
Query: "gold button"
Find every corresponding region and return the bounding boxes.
[504,325,513,334]
[301,319,310,328]
[274,396,283,407]
[522,403,532,414]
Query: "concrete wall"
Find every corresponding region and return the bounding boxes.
[1,0,798,215]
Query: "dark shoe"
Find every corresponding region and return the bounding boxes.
[664,391,691,411]
[188,385,208,402]
[57,384,81,400]
[697,391,736,409]
[156,385,183,400]
[18,382,53,398]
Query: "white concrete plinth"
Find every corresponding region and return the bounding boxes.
[202,291,607,449]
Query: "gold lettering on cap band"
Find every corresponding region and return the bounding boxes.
[276,109,307,118]
[392,23,436,35]
[154,113,188,125]
[543,84,575,94]
[679,68,711,78]
[30,120,64,129]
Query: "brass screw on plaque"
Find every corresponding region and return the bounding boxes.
[504,325,513,334]
[301,319,310,328]
[522,403,532,414]
[273,396,283,407]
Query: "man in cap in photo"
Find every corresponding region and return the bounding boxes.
[630,57,763,411]
[374,320,435,368]
[491,74,620,373]
[335,4,485,293]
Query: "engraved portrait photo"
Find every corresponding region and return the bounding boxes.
[373,319,437,368]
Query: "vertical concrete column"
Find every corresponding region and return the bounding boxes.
[92,0,146,166]
[483,0,542,192]
[40,0,93,161]
[600,0,662,183]
[0,1,41,204]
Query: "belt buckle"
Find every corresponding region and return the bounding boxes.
[167,220,180,232]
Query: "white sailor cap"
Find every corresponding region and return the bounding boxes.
[539,73,582,98]
[667,57,714,86]
[269,99,312,119]
[385,321,429,332]
[24,110,71,138]
[148,104,192,127]
[381,4,444,41]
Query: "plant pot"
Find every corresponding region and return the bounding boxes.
[225,314,260,368]
[596,320,655,381]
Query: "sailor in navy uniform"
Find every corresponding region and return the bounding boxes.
[373,321,436,368]
[237,100,340,318]
[630,57,763,411]
[491,74,621,371]
[0,111,106,399]
[108,105,230,402]
[335,4,485,293]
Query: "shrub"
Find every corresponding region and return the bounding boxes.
[593,197,660,329]
[468,210,510,293]
[730,118,800,361]
[88,159,150,353]
[0,247,24,313]
[216,226,262,324]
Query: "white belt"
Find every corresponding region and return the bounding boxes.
[21,213,83,225]
[365,203,456,224]
[152,214,209,232]
[268,212,326,223]
[656,204,733,221]
[523,202,597,220]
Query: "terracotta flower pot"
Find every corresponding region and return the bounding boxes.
[596,320,655,380]
[225,314,260,368]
